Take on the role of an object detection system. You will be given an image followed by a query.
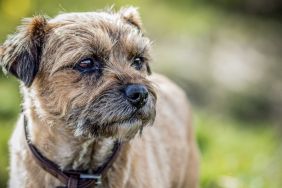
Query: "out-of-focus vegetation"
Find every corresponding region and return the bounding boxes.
[196,113,282,188]
[0,0,281,187]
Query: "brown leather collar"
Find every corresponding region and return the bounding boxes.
[24,115,123,188]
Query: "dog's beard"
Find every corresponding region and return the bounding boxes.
[68,91,156,140]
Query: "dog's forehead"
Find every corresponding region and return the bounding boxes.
[50,12,118,24]
[47,11,146,47]
[48,11,138,36]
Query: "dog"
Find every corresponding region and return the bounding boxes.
[0,7,199,188]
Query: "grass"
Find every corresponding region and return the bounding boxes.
[0,76,20,187]
[196,112,282,188]
[0,122,13,187]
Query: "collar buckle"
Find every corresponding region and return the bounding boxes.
[80,174,102,185]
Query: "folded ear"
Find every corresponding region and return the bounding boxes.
[0,16,48,87]
[119,7,142,30]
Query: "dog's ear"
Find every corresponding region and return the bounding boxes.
[0,16,48,87]
[119,7,142,30]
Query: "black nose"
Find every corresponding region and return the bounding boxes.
[124,84,149,108]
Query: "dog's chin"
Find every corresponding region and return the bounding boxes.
[112,118,144,140]
[74,115,155,140]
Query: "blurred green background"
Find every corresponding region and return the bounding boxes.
[0,0,282,187]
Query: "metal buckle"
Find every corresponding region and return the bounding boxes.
[80,174,102,185]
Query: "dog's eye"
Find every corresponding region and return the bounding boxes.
[131,57,144,70]
[74,58,101,74]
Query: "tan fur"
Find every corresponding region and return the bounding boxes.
[1,7,199,188]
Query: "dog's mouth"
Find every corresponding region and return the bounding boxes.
[100,109,155,139]
[73,89,156,139]
[74,107,155,139]
[106,115,141,126]
[106,109,151,125]
[103,107,155,127]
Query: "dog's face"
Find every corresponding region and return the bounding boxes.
[0,7,156,140]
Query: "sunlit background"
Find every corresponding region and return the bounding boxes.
[0,0,282,187]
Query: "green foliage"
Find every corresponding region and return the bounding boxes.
[196,112,282,188]
[226,92,273,122]
[0,77,19,187]
[0,122,13,188]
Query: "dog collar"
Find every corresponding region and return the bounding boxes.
[23,115,123,188]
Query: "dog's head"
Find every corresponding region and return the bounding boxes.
[0,7,156,140]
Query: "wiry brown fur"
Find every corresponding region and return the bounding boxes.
[0,7,199,188]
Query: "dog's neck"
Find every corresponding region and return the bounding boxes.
[26,108,116,172]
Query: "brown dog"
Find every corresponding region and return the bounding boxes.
[0,7,198,188]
